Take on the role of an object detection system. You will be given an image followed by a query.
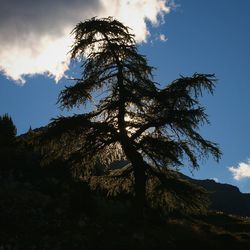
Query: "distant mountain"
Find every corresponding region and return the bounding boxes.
[181,174,250,216]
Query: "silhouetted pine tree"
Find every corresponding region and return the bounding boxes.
[43,17,221,217]
[0,114,17,147]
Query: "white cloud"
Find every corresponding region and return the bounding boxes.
[0,0,172,84]
[0,35,72,84]
[159,34,168,42]
[228,159,250,180]
[212,177,219,182]
[101,0,170,42]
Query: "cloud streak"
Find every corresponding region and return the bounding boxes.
[228,159,250,180]
[0,0,171,84]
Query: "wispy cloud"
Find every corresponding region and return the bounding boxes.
[0,0,172,84]
[159,34,168,42]
[228,159,250,180]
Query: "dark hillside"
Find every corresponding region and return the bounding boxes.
[0,131,250,249]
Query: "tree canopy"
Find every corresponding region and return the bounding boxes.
[43,17,221,217]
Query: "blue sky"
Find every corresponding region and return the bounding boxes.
[1,0,250,192]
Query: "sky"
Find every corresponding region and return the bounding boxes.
[1,0,250,192]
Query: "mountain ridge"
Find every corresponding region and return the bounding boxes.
[181,173,250,216]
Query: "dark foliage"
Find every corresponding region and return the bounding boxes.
[88,164,209,215]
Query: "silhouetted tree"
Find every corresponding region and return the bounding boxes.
[44,17,221,217]
[0,114,17,147]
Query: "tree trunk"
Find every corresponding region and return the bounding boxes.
[116,60,146,219]
[133,160,146,219]
[123,145,147,219]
